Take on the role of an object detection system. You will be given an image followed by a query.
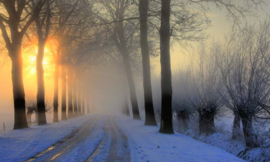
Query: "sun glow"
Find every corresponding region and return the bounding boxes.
[23,39,57,76]
[28,53,50,74]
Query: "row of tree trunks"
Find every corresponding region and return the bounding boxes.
[53,67,90,120]
[0,0,47,130]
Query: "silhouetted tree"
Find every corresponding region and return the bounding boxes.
[158,0,262,134]
[61,66,67,120]
[53,52,59,122]
[159,0,174,134]
[216,23,270,147]
[67,70,73,118]
[96,0,141,119]
[73,76,78,116]
[34,0,51,125]
[139,0,157,126]
[189,47,222,135]
[50,0,85,120]
[0,0,46,129]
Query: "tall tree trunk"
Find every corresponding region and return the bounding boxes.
[61,66,67,120]
[177,111,189,131]
[77,87,81,115]
[124,91,130,116]
[81,95,85,115]
[241,114,259,148]
[123,57,140,119]
[139,0,157,126]
[199,113,206,134]
[53,61,59,122]
[182,114,189,131]
[232,111,241,140]
[199,109,215,135]
[73,78,78,116]
[10,44,28,129]
[86,98,90,114]
[67,73,73,118]
[36,41,47,125]
[159,0,174,134]
[35,0,50,126]
[117,21,140,120]
[204,108,215,135]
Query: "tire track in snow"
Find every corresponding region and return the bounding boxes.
[25,115,100,162]
[108,117,130,162]
[85,116,130,162]
[85,119,110,162]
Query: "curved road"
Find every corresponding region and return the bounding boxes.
[26,116,130,162]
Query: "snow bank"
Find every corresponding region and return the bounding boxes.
[176,115,270,162]
[116,116,245,162]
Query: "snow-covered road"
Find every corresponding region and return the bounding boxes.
[25,116,130,162]
[0,114,245,162]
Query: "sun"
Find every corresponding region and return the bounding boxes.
[28,53,49,74]
[25,46,53,75]
[23,38,58,77]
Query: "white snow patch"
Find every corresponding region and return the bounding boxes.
[116,115,245,162]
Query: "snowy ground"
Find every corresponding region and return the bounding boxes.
[0,115,92,162]
[117,116,244,162]
[0,114,244,162]
[174,114,270,162]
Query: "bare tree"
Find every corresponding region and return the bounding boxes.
[0,0,46,129]
[53,51,59,121]
[61,65,67,120]
[26,95,53,125]
[216,21,270,147]
[173,69,194,132]
[158,0,262,134]
[190,46,222,135]
[159,0,174,133]
[94,0,141,119]
[139,0,157,126]
[33,0,52,125]
[50,0,89,120]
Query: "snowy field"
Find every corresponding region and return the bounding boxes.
[0,114,245,162]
